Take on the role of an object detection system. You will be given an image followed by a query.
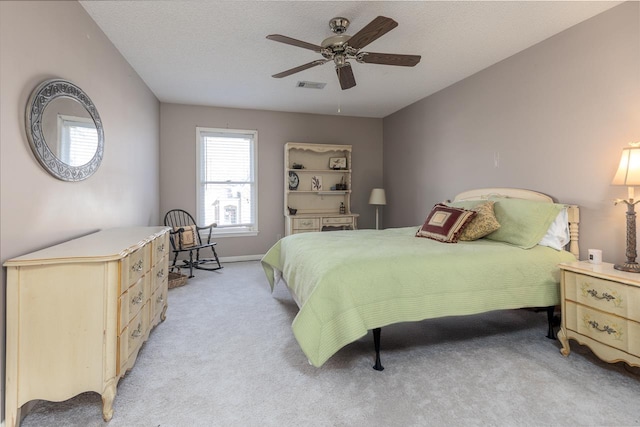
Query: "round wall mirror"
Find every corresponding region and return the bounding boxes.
[25,79,104,181]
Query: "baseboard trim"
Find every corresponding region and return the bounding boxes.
[220,254,264,263]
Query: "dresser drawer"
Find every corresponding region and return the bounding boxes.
[119,304,149,370]
[152,233,168,266]
[126,245,150,288]
[322,216,354,225]
[119,275,148,333]
[152,259,168,294]
[292,218,319,230]
[565,301,640,354]
[564,271,640,322]
[151,287,167,324]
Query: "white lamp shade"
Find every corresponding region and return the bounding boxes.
[612,147,640,186]
[369,188,386,205]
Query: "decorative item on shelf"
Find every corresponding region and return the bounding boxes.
[339,202,346,215]
[311,175,322,191]
[612,142,640,273]
[288,206,298,215]
[329,157,347,170]
[335,176,347,190]
[369,188,387,230]
[288,171,299,190]
[292,163,305,169]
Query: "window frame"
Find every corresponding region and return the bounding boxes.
[196,127,258,238]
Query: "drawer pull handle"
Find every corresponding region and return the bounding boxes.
[131,291,143,305]
[586,289,615,302]
[131,260,143,272]
[157,243,165,252]
[587,320,618,335]
[131,323,142,338]
[157,295,164,304]
[157,269,165,279]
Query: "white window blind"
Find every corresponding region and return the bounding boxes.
[58,115,98,166]
[196,127,258,236]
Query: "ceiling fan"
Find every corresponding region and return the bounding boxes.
[267,16,421,90]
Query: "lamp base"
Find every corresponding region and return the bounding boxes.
[614,261,640,273]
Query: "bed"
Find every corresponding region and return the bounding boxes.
[261,188,580,370]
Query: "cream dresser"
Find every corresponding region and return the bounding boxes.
[4,227,170,427]
[558,261,640,367]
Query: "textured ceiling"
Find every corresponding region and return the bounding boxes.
[80,1,621,118]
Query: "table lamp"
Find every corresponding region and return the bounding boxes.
[612,143,640,272]
[369,188,386,230]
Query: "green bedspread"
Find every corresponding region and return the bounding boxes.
[261,226,576,367]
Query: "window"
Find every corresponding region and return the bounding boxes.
[57,115,98,166]
[196,127,258,236]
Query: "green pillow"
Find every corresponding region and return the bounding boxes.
[485,197,564,249]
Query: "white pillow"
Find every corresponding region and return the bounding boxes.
[538,207,570,251]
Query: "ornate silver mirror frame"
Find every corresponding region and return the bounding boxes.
[25,79,104,181]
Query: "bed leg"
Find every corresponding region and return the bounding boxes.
[372,328,384,371]
[546,306,556,340]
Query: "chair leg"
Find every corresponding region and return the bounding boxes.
[211,245,222,269]
[172,252,179,269]
[192,246,223,272]
[188,250,195,278]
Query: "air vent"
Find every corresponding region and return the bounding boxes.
[296,81,326,89]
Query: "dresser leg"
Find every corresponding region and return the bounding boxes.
[558,328,571,357]
[5,404,21,427]
[161,303,168,322]
[102,382,116,421]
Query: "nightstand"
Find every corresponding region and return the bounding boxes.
[558,261,640,367]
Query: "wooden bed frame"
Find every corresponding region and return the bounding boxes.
[369,188,580,370]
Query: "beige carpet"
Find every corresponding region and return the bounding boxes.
[21,261,640,426]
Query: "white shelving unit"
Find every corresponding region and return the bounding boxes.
[284,142,359,235]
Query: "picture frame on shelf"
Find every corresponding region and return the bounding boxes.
[311,176,322,191]
[329,157,347,170]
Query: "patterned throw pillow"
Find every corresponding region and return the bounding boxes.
[174,225,197,249]
[416,204,477,243]
[458,201,501,241]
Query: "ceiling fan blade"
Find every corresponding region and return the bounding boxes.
[347,16,398,50]
[272,60,329,78]
[336,63,356,90]
[266,34,323,52]
[359,52,421,67]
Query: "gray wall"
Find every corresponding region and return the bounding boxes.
[160,103,383,257]
[0,1,160,420]
[383,2,639,264]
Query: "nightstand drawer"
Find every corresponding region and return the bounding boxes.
[565,301,640,354]
[292,218,319,230]
[564,271,640,322]
[322,216,354,225]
